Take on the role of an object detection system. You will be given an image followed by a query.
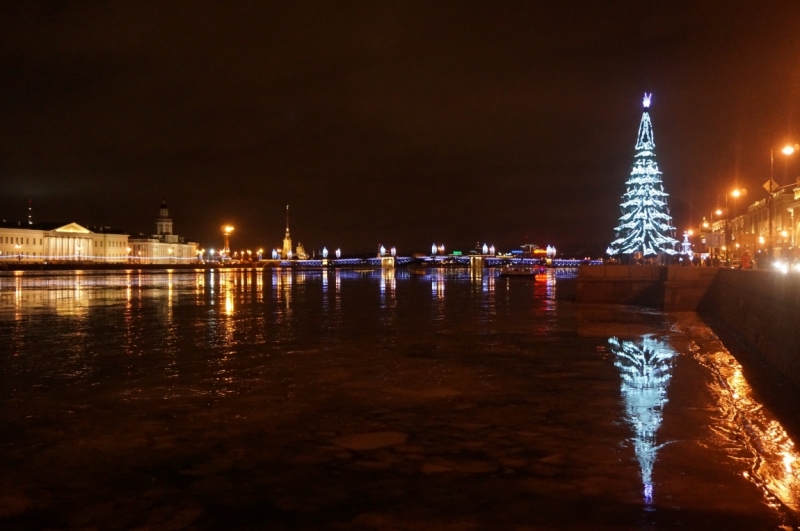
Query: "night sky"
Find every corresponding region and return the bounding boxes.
[1,2,799,256]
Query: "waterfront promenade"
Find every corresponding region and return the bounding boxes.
[1,268,798,529]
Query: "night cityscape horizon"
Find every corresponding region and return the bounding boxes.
[2,2,800,256]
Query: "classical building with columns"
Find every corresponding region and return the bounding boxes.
[128,201,198,264]
[0,221,129,264]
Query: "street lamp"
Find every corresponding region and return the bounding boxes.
[768,145,796,262]
[724,188,746,261]
[15,244,21,262]
[257,249,263,261]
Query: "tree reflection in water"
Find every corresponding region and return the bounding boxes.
[610,336,677,507]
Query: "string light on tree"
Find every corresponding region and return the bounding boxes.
[608,94,679,258]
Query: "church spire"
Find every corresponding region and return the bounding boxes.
[281,204,293,259]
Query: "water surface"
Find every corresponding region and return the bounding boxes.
[1,268,798,530]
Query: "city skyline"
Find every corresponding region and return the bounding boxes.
[1,2,800,255]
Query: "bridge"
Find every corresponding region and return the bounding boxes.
[269,255,602,269]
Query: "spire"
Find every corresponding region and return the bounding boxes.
[28,199,32,225]
[635,94,655,151]
[285,204,290,237]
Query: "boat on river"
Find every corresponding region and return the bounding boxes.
[499,265,539,277]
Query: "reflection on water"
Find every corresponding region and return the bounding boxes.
[694,345,800,516]
[610,336,677,507]
[3,269,800,528]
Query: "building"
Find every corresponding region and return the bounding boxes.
[128,201,198,264]
[0,221,129,264]
[703,185,800,261]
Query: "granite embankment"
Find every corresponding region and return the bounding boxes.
[577,265,800,401]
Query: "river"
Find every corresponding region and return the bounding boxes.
[0,268,798,530]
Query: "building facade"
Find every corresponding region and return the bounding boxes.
[0,222,129,264]
[701,186,800,261]
[128,201,198,264]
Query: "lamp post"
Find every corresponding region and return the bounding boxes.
[767,145,796,262]
[723,188,746,261]
[15,244,21,262]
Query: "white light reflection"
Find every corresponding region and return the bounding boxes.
[431,273,445,299]
[610,336,676,507]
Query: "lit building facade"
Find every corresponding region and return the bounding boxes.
[0,222,129,264]
[704,187,799,260]
[129,201,198,264]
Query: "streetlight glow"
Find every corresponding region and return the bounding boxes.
[782,145,795,156]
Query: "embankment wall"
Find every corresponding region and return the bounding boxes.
[576,265,800,395]
[576,265,718,311]
[698,268,800,393]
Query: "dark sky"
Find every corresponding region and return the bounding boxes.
[1,1,799,256]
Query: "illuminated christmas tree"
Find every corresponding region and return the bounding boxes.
[610,336,676,506]
[608,94,679,258]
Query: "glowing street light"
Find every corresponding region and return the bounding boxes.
[272,249,278,260]
[335,248,341,258]
[431,243,437,255]
[767,145,796,260]
[379,245,386,257]
[723,188,747,260]
[257,249,263,261]
[390,246,396,256]
[482,243,488,254]
[322,246,328,258]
